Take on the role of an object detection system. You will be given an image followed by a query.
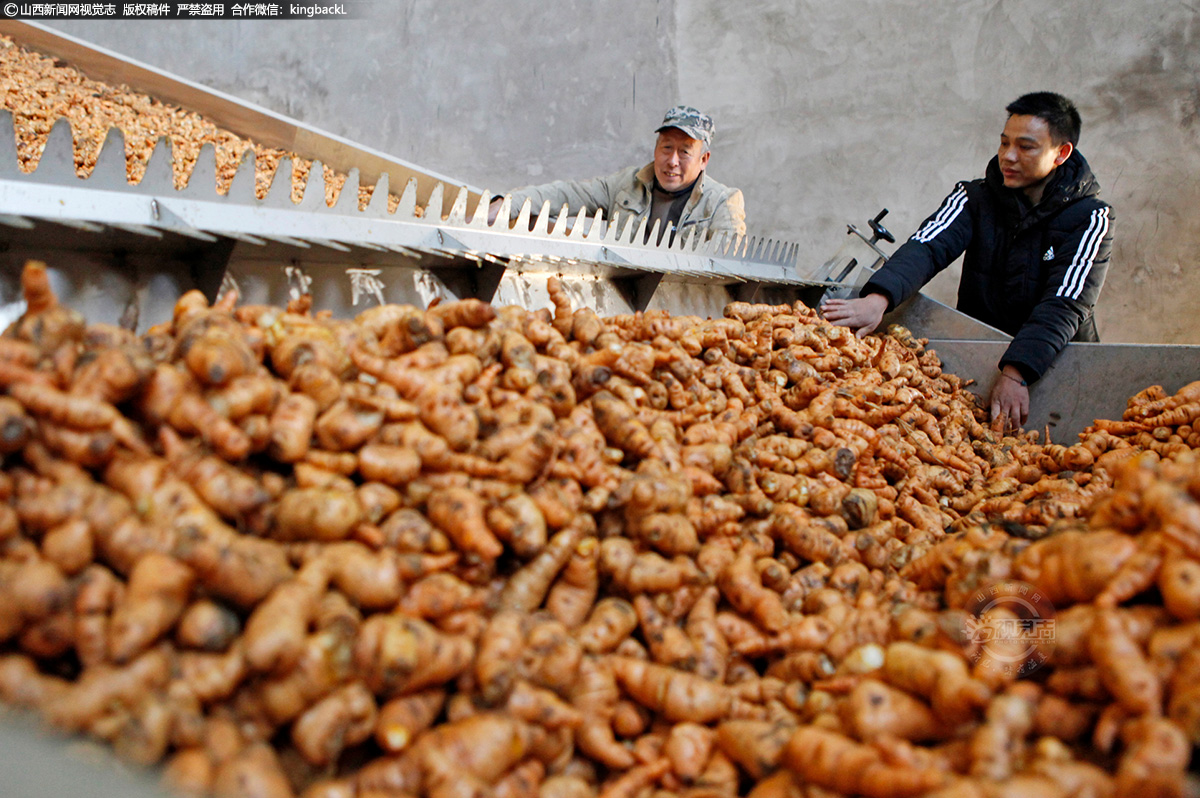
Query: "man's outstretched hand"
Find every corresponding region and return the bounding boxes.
[990,366,1030,434]
[820,293,889,339]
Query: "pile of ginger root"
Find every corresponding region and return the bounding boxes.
[0,258,1197,798]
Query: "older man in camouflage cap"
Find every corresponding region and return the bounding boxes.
[490,105,746,239]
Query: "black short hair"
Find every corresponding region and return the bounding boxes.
[1005,92,1082,145]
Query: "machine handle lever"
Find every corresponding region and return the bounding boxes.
[869,208,896,244]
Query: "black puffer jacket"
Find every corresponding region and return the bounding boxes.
[862,150,1114,383]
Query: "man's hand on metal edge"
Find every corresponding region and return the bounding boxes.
[820,293,888,339]
[990,366,1030,434]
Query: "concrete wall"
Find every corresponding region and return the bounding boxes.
[49,0,679,193]
[47,0,1200,344]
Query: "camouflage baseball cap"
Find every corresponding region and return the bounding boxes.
[655,105,714,147]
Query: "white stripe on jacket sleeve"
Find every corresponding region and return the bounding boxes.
[912,186,968,244]
[1057,207,1110,300]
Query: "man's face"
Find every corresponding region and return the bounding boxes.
[997,114,1072,192]
[654,129,710,191]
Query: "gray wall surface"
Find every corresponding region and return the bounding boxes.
[46,1,1200,345]
[50,1,680,193]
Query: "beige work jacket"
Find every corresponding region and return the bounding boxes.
[505,164,746,239]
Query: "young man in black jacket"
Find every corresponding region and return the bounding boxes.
[823,92,1114,432]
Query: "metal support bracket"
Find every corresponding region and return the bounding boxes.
[730,280,768,304]
[613,272,665,312]
[189,236,238,303]
[426,258,509,303]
